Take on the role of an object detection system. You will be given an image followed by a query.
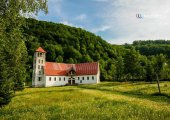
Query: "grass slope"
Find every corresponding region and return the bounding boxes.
[0,82,170,120]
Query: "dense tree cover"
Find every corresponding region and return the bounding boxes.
[0,0,47,107]
[24,18,125,82]
[24,19,170,89]
[132,40,170,58]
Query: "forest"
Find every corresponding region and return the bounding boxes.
[24,18,170,83]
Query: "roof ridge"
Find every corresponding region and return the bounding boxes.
[36,47,46,53]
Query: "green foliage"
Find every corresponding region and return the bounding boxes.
[133,40,170,58]
[0,0,48,107]
[24,19,170,83]
[115,56,124,81]
[24,18,123,81]
[123,47,141,80]
[56,55,63,63]
[0,80,14,107]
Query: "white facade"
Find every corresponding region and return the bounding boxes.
[32,51,46,87]
[44,74,100,87]
[32,49,100,87]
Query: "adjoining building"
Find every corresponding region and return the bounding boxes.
[32,47,100,87]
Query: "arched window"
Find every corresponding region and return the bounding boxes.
[92,76,94,80]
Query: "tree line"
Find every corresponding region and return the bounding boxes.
[24,19,170,83]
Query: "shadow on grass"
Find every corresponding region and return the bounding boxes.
[77,84,170,104]
[152,92,170,99]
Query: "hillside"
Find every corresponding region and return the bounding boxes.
[23,19,170,83]
[24,18,124,81]
[132,40,170,58]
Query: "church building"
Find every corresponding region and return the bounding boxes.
[32,47,100,87]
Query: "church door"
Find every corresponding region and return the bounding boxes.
[68,80,71,85]
[68,77,75,85]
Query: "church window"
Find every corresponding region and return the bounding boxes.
[82,77,84,80]
[87,77,89,80]
[64,77,65,81]
[38,77,41,81]
[92,76,94,80]
[49,77,51,81]
[78,77,79,80]
[59,77,61,81]
[54,77,56,81]
[80,80,82,83]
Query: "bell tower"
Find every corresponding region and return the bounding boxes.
[32,47,46,87]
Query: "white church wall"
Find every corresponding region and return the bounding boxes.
[45,76,69,87]
[44,74,99,87]
[73,75,98,84]
[33,76,44,87]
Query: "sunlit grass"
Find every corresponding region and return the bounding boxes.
[0,82,170,120]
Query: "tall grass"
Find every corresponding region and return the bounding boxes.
[0,82,170,120]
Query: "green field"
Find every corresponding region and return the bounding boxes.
[0,82,170,120]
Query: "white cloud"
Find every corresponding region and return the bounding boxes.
[91,25,111,33]
[101,0,170,44]
[75,14,87,21]
[39,0,170,44]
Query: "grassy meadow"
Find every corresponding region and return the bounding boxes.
[0,82,170,120]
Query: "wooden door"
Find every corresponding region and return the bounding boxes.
[72,80,75,85]
[68,80,71,85]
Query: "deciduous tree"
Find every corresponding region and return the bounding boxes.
[0,0,48,107]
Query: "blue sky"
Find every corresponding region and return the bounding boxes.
[38,0,170,44]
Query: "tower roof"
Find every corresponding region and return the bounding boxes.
[36,47,46,53]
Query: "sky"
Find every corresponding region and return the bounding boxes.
[38,0,170,44]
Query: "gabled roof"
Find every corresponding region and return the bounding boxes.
[44,62,99,76]
[75,62,98,75]
[36,47,46,53]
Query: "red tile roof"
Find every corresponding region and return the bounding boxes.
[44,62,99,76]
[36,47,46,53]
